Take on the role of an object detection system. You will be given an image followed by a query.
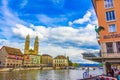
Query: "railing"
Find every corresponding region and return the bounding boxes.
[78,75,117,80]
[83,57,102,62]
[102,52,120,58]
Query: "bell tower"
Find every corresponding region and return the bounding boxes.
[34,36,39,55]
[24,34,30,54]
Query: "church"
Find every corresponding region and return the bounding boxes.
[23,35,41,67]
[24,34,39,55]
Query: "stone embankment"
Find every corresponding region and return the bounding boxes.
[0,67,54,72]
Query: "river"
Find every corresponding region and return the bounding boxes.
[0,68,103,80]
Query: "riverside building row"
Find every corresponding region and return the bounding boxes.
[0,35,69,68]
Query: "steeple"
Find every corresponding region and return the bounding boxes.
[34,36,39,55]
[24,34,30,54]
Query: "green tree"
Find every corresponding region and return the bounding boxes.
[69,60,73,66]
[72,63,79,67]
[98,63,103,67]
[67,56,73,66]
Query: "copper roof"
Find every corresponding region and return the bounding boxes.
[42,54,52,57]
[2,46,23,56]
[54,55,67,59]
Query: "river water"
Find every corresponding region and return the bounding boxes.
[0,68,103,80]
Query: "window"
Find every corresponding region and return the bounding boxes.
[106,11,115,21]
[104,0,114,8]
[106,42,114,53]
[108,24,116,32]
[116,42,120,53]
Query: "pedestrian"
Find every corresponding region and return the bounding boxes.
[107,68,111,76]
[117,72,120,80]
[107,68,114,77]
[111,68,114,77]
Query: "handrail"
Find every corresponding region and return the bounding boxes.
[77,75,117,80]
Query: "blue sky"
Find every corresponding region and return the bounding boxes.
[0,0,99,63]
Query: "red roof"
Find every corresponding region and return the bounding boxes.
[54,55,67,59]
[1,46,23,56]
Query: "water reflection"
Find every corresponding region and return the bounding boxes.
[0,69,103,80]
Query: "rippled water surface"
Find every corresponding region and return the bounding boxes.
[0,68,103,80]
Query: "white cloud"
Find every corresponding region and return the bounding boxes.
[0,0,26,26]
[73,11,91,24]
[69,9,98,26]
[70,54,99,64]
[12,23,98,47]
[37,14,67,26]
[39,44,85,58]
[12,24,45,40]
[0,39,24,53]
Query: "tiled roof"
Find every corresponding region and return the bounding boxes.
[42,54,52,57]
[54,55,67,59]
[2,46,23,56]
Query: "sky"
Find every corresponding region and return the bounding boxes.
[0,0,99,64]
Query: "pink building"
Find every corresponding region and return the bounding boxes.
[0,46,23,68]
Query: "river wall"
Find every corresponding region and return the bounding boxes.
[0,67,56,72]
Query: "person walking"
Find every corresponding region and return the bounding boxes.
[111,68,114,77]
[117,72,120,80]
[107,68,114,77]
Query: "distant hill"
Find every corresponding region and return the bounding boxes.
[79,63,99,67]
[72,58,99,64]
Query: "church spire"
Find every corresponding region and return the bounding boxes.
[34,36,39,55]
[24,34,30,54]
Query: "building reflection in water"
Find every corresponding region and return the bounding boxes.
[0,69,103,80]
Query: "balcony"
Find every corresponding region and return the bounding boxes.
[82,52,102,62]
[102,52,120,58]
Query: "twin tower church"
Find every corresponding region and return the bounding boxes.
[24,34,39,55]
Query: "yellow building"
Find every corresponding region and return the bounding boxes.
[53,55,69,67]
[41,54,53,67]
[23,35,41,67]
[92,0,120,74]
[0,46,23,68]
[24,34,39,55]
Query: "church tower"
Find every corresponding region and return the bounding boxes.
[34,36,39,55]
[24,34,30,54]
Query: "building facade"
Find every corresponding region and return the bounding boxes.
[41,54,53,67]
[23,35,41,67]
[23,54,41,67]
[0,46,23,68]
[53,55,69,67]
[92,0,120,73]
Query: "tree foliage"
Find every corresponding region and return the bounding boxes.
[98,63,103,67]
[72,63,79,67]
[69,60,73,66]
